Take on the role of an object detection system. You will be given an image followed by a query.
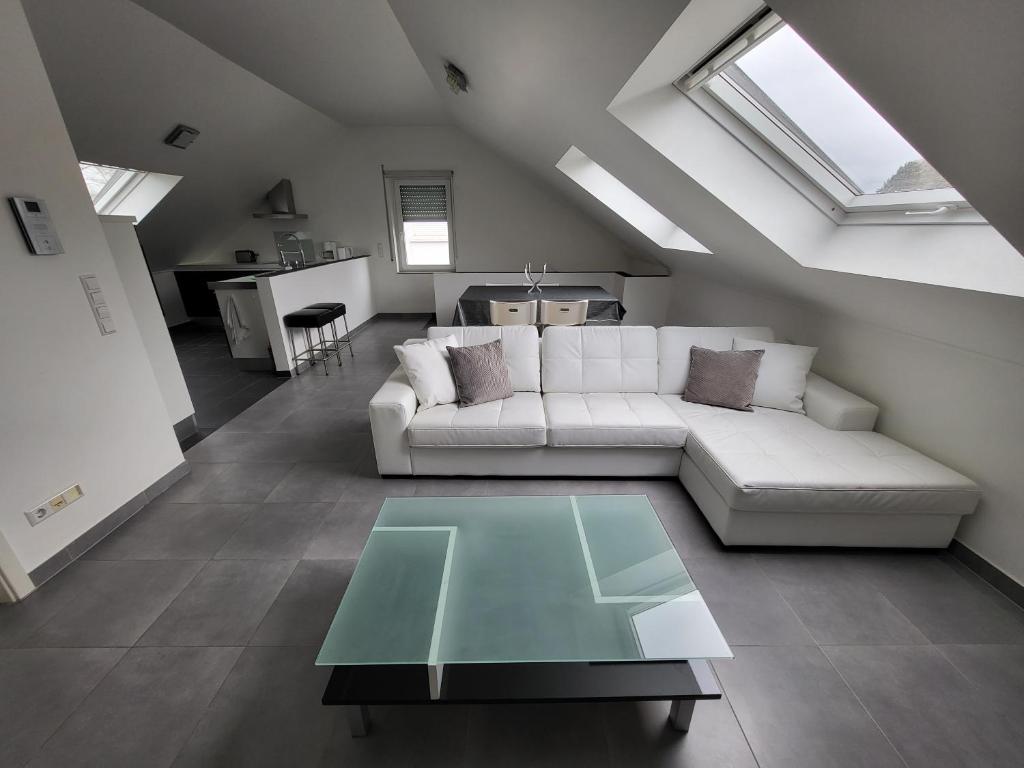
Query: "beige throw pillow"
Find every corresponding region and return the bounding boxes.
[733,338,817,413]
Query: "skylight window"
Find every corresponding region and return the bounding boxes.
[79,162,181,221]
[680,14,966,212]
[556,146,710,253]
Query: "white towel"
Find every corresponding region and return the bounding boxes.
[225,295,251,346]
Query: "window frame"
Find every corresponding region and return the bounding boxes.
[676,20,971,216]
[383,170,457,273]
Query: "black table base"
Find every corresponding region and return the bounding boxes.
[323,660,721,737]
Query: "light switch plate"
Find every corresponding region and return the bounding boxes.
[80,274,116,335]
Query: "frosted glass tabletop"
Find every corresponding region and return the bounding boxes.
[316,495,731,668]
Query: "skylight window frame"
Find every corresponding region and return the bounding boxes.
[676,20,970,216]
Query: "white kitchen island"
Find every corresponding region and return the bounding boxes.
[210,256,374,374]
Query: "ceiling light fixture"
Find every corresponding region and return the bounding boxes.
[444,61,468,94]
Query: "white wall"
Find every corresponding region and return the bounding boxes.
[102,217,194,426]
[0,1,184,575]
[257,259,375,373]
[669,270,1024,587]
[214,125,640,313]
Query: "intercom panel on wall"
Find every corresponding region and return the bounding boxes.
[9,196,63,255]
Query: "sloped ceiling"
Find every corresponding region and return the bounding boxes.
[23,0,345,270]
[128,0,446,125]
[384,0,1024,361]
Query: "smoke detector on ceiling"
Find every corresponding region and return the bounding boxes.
[164,124,200,149]
[444,61,468,94]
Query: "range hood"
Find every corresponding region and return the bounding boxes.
[252,178,308,220]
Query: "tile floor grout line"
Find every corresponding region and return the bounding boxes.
[714,677,764,768]
[24,644,131,763]
[819,645,912,768]
[749,553,818,646]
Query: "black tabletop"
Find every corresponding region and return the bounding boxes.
[453,285,625,326]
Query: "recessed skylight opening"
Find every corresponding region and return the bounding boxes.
[79,161,181,221]
[556,147,711,253]
[679,14,968,213]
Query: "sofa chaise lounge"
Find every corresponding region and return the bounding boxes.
[369,325,979,548]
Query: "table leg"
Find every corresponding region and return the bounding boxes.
[346,704,370,737]
[668,699,695,732]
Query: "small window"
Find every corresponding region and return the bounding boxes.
[79,161,181,221]
[384,172,456,272]
[80,162,145,213]
[679,13,966,212]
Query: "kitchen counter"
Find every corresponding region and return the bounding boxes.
[173,263,277,272]
[206,256,372,290]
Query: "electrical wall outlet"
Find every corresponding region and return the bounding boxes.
[25,484,84,527]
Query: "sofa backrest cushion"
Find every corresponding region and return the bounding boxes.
[542,326,659,393]
[429,326,540,392]
[657,326,775,394]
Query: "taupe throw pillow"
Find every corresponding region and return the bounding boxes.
[683,346,764,412]
[447,340,514,407]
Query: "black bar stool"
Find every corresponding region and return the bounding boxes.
[283,303,351,375]
[306,303,354,361]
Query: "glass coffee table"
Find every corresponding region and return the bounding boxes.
[317,495,731,736]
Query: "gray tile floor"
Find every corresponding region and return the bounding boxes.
[3,317,1024,767]
[170,323,287,444]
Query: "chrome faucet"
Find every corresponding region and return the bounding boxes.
[277,232,303,269]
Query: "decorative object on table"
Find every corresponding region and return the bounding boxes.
[446,340,514,406]
[445,61,469,93]
[524,262,548,294]
[732,338,818,413]
[683,346,764,411]
[393,335,460,409]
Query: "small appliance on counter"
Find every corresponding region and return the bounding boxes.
[321,242,354,261]
[234,249,258,263]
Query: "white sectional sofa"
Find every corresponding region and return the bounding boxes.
[369,325,979,547]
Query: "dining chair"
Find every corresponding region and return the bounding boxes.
[540,299,589,326]
[489,299,538,325]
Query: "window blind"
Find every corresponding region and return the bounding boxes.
[677,8,782,92]
[399,184,448,222]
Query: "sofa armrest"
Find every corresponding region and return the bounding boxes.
[369,367,418,475]
[803,372,879,431]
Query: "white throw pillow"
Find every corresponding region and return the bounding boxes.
[393,335,459,409]
[733,338,818,413]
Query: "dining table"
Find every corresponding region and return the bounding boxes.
[452,284,625,325]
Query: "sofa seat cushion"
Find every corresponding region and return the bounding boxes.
[544,393,687,447]
[660,396,980,514]
[408,392,546,447]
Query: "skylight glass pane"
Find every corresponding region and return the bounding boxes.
[80,162,123,203]
[725,26,951,195]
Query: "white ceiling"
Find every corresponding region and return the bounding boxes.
[128,0,447,125]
